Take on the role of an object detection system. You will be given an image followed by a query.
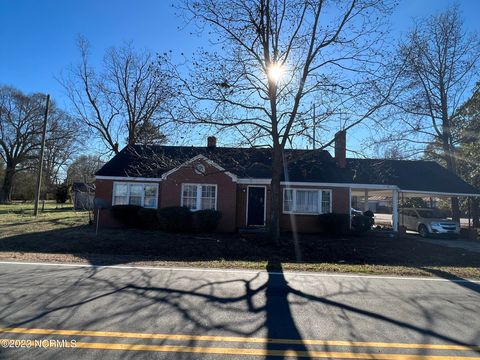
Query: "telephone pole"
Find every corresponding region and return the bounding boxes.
[34,94,50,216]
[312,103,316,150]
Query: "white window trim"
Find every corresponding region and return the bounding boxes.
[112,182,159,209]
[180,183,218,211]
[283,188,332,215]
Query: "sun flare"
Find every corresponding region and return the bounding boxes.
[268,63,285,83]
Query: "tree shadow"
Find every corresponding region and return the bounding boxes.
[419,267,480,294]
[1,260,479,359]
[1,221,480,357]
[264,261,310,358]
[1,225,480,270]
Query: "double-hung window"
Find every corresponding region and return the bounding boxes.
[181,184,217,211]
[112,182,158,209]
[283,188,332,214]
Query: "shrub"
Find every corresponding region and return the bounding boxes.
[318,213,350,234]
[55,184,69,204]
[110,205,143,228]
[193,209,222,233]
[157,206,193,232]
[363,210,374,219]
[351,214,374,234]
[138,208,160,229]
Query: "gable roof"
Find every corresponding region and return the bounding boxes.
[95,144,343,182]
[95,145,480,196]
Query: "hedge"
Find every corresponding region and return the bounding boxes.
[193,209,222,233]
[110,205,143,228]
[157,206,194,232]
[318,213,350,234]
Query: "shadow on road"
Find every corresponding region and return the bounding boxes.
[1,225,480,270]
[264,261,310,358]
[420,267,480,294]
[1,259,479,359]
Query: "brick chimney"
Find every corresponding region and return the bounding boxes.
[207,136,217,148]
[334,130,346,168]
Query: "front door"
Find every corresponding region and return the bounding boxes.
[247,187,266,226]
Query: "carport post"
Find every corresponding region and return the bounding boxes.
[364,190,369,212]
[392,189,399,232]
[468,197,471,229]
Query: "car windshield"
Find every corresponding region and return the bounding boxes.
[416,210,444,219]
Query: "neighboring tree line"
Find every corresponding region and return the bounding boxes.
[0,87,79,202]
[0,40,175,203]
[373,5,479,223]
[426,82,480,226]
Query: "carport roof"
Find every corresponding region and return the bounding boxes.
[346,159,480,196]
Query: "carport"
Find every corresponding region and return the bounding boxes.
[345,159,480,232]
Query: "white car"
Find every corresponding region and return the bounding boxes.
[398,208,460,238]
[351,208,363,216]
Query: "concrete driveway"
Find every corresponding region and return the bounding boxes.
[416,238,480,253]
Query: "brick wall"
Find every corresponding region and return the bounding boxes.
[94,178,161,228]
[96,174,351,233]
[160,160,237,232]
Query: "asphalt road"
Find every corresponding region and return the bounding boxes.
[0,262,479,359]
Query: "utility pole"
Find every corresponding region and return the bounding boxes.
[312,103,316,150]
[34,94,50,216]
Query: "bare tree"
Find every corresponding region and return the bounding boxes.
[177,0,397,241]
[0,86,44,202]
[66,155,104,184]
[0,86,82,202]
[62,38,177,155]
[382,5,480,221]
[43,110,82,189]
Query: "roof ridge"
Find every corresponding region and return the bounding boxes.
[129,144,330,152]
[347,157,437,163]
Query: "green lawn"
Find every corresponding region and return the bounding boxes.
[0,201,479,280]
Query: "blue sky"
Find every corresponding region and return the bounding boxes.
[1,0,480,151]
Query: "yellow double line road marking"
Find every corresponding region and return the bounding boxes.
[0,327,479,352]
[1,338,480,359]
[1,327,479,359]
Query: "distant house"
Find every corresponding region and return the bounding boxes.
[72,182,95,210]
[94,132,480,232]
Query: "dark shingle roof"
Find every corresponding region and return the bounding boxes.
[345,158,480,194]
[95,145,480,195]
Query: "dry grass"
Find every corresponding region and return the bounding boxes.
[0,202,479,280]
[0,202,90,237]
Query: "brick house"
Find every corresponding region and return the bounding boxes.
[95,131,480,232]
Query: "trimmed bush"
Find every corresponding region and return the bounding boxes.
[318,213,350,234]
[157,206,193,232]
[351,214,374,234]
[138,208,160,229]
[363,210,374,219]
[110,205,143,228]
[193,209,222,233]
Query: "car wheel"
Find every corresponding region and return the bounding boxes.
[418,224,429,238]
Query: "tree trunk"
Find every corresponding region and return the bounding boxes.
[269,145,283,244]
[0,163,15,203]
[472,197,480,228]
[443,143,461,222]
[450,196,460,222]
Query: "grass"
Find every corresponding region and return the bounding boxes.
[0,201,90,237]
[0,201,479,280]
